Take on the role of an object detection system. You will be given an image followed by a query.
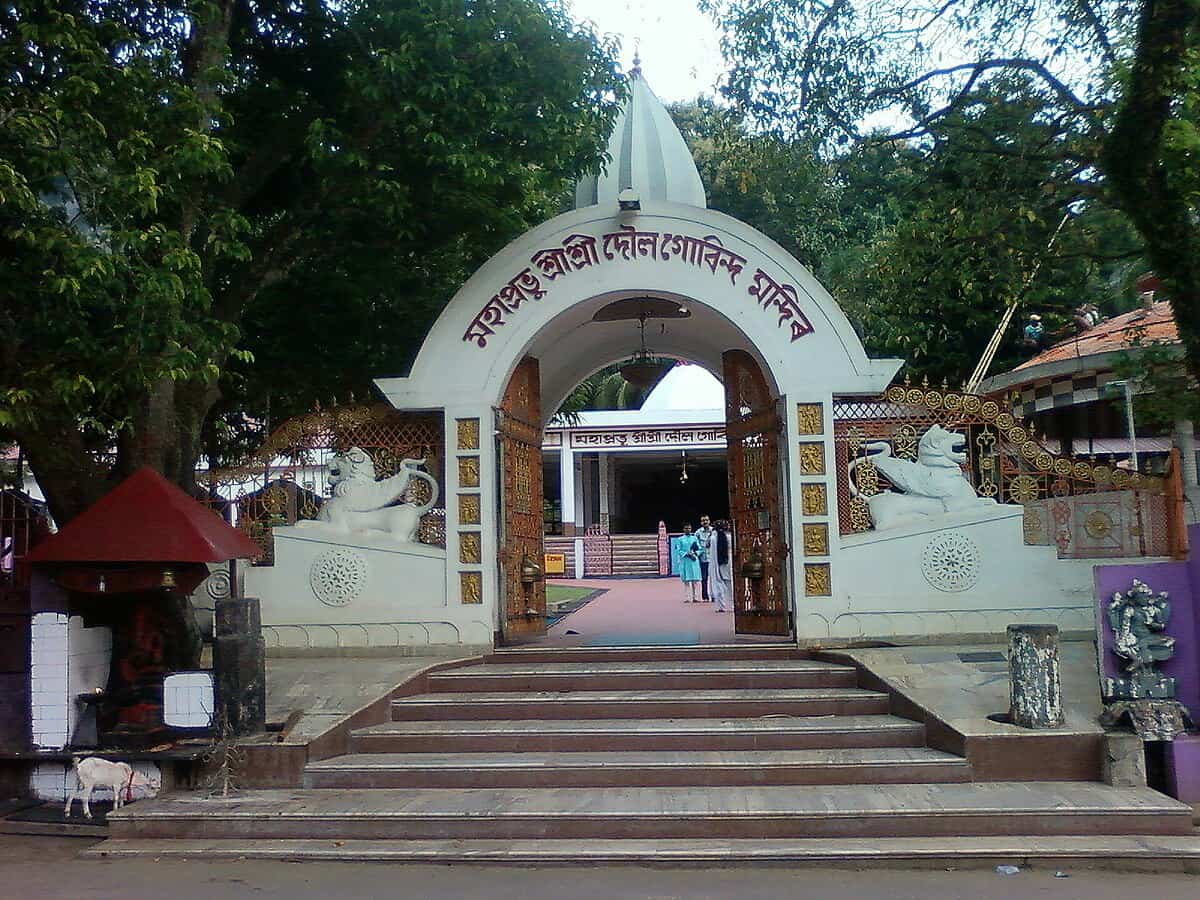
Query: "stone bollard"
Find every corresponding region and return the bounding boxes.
[1007,624,1065,728]
[213,596,266,736]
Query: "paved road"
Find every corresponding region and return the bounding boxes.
[1,836,1196,899]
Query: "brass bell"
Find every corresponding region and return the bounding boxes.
[740,548,765,580]
[519,552,543,585]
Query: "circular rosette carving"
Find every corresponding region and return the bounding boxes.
[995,412,1015,430]
[943,392,963,412]
[1073,461,1093,481]
[921,532,981,593]
[906,388,926,405]
[1007,475,1040,504]
[1007,425,1027,444]
[1053,458,1073,477]
[204,569,233,600]
[309,549,369,607]
[1034,452,1054,471]
[980,400,1000,420]
[1084,510,1114,539]
[925,390,944,410]
[961,394,983,415]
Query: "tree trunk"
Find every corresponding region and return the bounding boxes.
[1102,0,1200,381]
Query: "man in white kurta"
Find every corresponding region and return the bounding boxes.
[705,522,733,613]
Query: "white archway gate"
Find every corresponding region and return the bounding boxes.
[378,200,901,644]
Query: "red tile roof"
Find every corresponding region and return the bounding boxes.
[1013,301,1178,371]
[28,467,259,563]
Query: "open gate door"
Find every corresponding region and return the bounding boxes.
[498,356,547,641]
[723,349,791,636]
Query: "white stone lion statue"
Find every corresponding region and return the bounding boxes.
[850,425,995,530]
[305,446,439,543]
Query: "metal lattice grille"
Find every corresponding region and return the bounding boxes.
[198,406,444,563]
[833,384,1176,558]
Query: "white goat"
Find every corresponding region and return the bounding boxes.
[64,756,150,819]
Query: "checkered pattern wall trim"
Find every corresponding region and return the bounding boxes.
[1009,371,1115,418]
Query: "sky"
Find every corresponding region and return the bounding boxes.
[567,0,724,103]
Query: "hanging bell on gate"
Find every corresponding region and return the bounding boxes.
[519,551,543,585]
[741,542,765,580]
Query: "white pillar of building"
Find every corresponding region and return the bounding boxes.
[559,445,576,536]
[598,453,611,532]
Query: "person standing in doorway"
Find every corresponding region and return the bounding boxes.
[678,523,703,603]
[696,515,714,602]
[708,519,734,613]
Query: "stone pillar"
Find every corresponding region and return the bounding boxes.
[213,597,266,736]
[1007,624,1064,729]
[559,445,576,536]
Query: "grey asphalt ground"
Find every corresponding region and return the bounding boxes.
[0,835,1196,899]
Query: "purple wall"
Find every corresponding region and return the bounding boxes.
[1094,522,1200,717]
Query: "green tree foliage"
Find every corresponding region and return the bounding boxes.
[0,0,623,520]
[702,0,1200,379]
[839,82,1143,382]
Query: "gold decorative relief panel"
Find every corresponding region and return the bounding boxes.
[459,532,482,564]
[458,456,480,488]
[801,483,827,517]
[456,418,480,451]
[458,494,481,525]
[802,523,829,556]
[804,563,832,597]
[460,571,482,604]
[796,403,823,436]
[798,442,825,476]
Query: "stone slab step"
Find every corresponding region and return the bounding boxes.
[303,747,971,789]
[105,783,1194,841]
[390,688,889,721]
[83,835,1200,869]
[485,645,802,664]
[433,658,858,692]
[351,714,926,753]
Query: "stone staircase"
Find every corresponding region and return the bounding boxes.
[609,533,661,576]
[92,646,1197,864]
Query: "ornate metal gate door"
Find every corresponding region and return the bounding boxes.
[723,349,791,636]
[498,356,547,640]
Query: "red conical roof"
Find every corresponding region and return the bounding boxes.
[29,467,259,563]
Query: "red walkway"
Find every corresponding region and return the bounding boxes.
[538,577,736,646]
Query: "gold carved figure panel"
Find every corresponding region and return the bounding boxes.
[460,571,482,604]
[801,483,827,517]
[798,442,825,475]
[456,418,480,451]
[796,403,823,436]
[458,456,480,488]
[458,494,481,525]
[459,532,482,565]
[803,523,829,556]
[804,563,832,597]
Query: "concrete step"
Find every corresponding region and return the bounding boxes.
[390,688,889,720]
[484,645,804,664]
[303,747,971,789]
[105,783,1195,841]
[83,834,1200,869]
[350,715,926,753]
[430,658,858,692]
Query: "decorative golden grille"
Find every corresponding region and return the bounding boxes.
[833,381,1183,559]
[198,405,444,563]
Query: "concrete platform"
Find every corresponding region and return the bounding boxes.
[103,783,1194,841]
[83,835,1200,870]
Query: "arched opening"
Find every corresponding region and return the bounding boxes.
[494,292,791,646]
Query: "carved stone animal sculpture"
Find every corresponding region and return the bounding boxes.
[849,425,995,530]
[314,447,439,543]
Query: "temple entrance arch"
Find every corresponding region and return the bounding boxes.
[378,200,901,645]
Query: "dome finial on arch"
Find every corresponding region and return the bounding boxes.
[573,60,706,210]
